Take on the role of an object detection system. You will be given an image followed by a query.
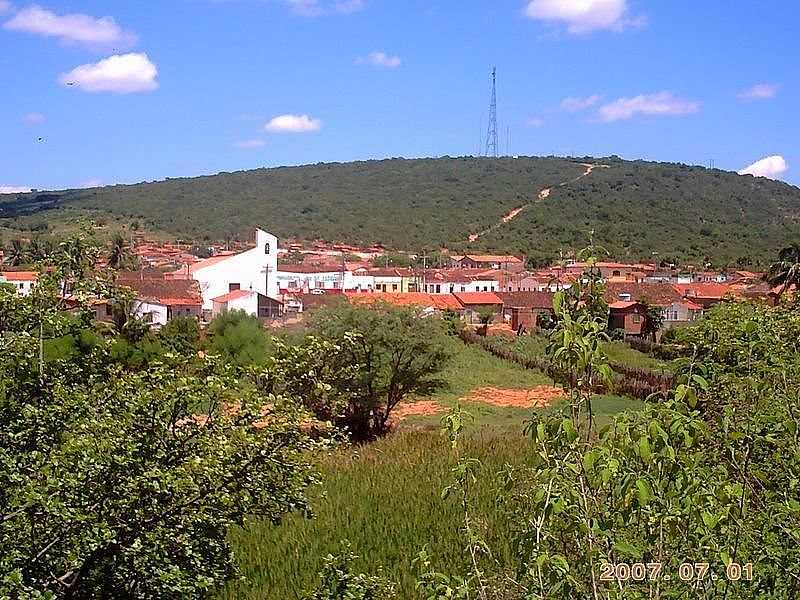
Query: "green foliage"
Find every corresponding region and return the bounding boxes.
[0,299,319,599]
[205,309,272,366]
[306,303,452,439]
[159,315,201,355]
[5,157,798,263]
[301,542,397,600]
[417,253,800,599]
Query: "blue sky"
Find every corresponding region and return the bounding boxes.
[1,0,797,192]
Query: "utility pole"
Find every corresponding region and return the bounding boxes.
[485,67,498,158]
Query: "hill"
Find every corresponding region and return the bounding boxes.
[2,156,799,265]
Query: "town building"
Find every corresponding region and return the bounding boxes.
[118,274,203,327]
[0,271,38,295]
[172,228,279,314]
[451,254,525,272]
[211,289,283,320]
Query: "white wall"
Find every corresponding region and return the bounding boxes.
[276,269,354,291]
[0,278,36,296]
[133,300,168,327]
[193,229,279,310]
[228,292,259,316]
[423,279,499,294]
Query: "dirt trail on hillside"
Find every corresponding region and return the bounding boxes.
[467,163,608,243]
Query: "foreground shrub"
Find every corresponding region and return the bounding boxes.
[0,287,318,598]
[290,302,452,440]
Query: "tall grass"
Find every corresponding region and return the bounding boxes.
[218,431,533,600]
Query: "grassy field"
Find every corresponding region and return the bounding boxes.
[219,432,526,600]
[217,339,643,599]
[503,333,675,373]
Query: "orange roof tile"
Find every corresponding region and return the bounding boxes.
[1,271,39,281]
[453,292,503,306]
[212,289,255,303]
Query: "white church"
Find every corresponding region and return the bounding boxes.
[174,228,283,319]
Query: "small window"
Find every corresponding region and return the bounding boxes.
[229,283,240,292]
[105,304,112,316]
[435,284,441,293]
[264,242,271,254]
[632,314,641,323]
[392,284,398,291]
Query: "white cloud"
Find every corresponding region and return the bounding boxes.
[560,94,601,112]
[0,185,32,195]
[356,51,401,68]
[59,53,158,94]
[234,139,266,149]
[526,117,545,128]
[524,0,639,34]
[3,6,137,49]
[334,0,365,13]
[22,112,46,124]
[596,91,700,122]
[738,155,788,179]
[284,0,365,16]
[265,114,321,133]
[737,83,779,101]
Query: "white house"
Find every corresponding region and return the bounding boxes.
[422,270,500,294]
[0,271,38,295]
[117,274,203,327]
[276,265,354,292]
[211,289,283,319]
[178,228,279,311]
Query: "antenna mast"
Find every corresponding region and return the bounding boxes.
[485,67,498,158]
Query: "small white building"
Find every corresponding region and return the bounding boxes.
[0,271,38,295]
[177,228,279,312]
[276,265,353,292]
[211,289,283,319]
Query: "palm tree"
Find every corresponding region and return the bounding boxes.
[4,239,26,266]
[766,244,800,296]
[107,231,130,270]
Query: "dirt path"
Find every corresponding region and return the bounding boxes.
[467,163,608,243]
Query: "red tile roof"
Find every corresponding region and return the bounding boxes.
[430,295,463,311]
[212,289,254,303]
[1,271,39,281]
[672,282,731,299]
[345,292,434,308]
[120,279,201,306]
[609,300,641,310]
[496,291,554,310]
[453,292,503,306]
[605,282,683,306]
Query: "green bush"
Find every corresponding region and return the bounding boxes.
[205,310,272,366]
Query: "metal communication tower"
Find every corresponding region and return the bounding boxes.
[485,67,498,158]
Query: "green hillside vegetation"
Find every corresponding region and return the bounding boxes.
[2,156,799,264]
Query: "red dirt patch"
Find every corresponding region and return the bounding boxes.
[391,400,446,422]
[462,386,564,409]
